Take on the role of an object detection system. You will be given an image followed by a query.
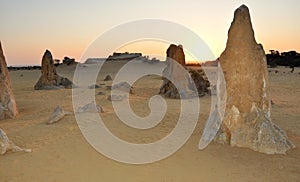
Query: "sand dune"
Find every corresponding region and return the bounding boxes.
[0,62,299,181]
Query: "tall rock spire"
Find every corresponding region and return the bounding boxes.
[0,42,18,120]
[216,5,295,154]
[34,50,74,90]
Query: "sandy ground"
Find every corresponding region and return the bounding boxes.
[0,62,299,182]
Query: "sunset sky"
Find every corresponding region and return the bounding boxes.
[1,0,299,65]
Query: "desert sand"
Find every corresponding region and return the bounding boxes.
[0,61,299,181]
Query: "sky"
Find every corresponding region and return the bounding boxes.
[1,0,300,65]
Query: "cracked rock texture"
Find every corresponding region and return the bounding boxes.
[216,5,295,154]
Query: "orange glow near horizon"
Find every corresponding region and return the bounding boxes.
[3,33,299,66]
[1,1,299,66]
[1,39,86,66]
[117,40,208,63]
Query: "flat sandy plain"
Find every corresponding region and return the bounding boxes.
[0,61,299,181]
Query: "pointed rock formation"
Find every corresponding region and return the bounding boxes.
[0,42,18,120]
[216,5,295,154]
[34,50,74,90]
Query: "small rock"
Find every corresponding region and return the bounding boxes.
[107,95,125,101]
[0,128,31,155]
[104,75,112,81]
[97,91,105,95]
[47,106,73,124]
[88,84,101,89]
[208,85,217,96]
[271,100,275,105]
[43,86,62,90]
[112,82,133,94]
[76,101,103,113]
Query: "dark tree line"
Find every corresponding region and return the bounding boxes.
[266,50,300,68]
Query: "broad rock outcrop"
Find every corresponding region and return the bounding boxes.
[0,42,18,120]
[215,5,295,154]
[34,50,73,90]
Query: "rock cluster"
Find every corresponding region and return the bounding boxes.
[159,44,189,98]
[159,44,208,98]
[34,50,74,90]
[0,42,18,120]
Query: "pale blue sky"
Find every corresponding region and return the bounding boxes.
[1,0,299,65]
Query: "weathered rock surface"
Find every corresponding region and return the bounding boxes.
[159,44,200,98]
[215,5,295,154]
[76,101,103,113]
[34,50,74,90]
[189,69,209,97]
[0,128,31,155]
[0,42,18,120]
[47,106,73,124]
